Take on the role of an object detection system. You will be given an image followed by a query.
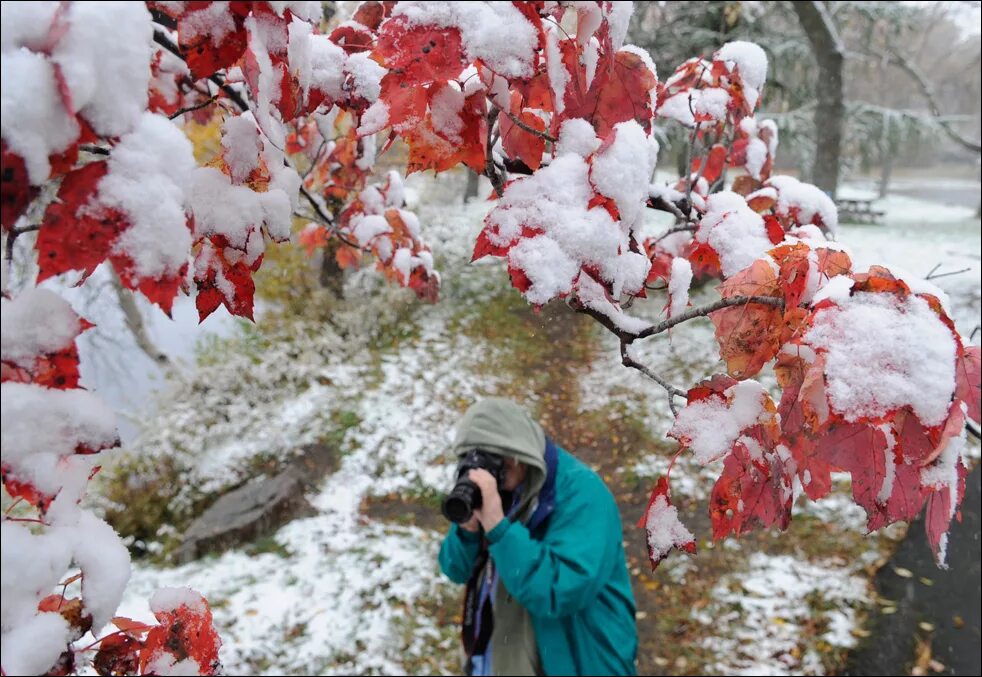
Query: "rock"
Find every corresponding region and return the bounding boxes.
[174,443,339,563]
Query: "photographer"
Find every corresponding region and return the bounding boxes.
[439,398,637,676]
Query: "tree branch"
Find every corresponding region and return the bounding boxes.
[4,224,40,265]
[107,267,172,368]
[152,29,249,113]
[168,95,219,120]
[651,224,697,244]
[867,48,982,154]
[491,102,557,143]
[483,108,506,197]
[635,295,785,341]
[620,341,687,411]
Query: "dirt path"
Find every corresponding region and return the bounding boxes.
[363,294,898,675]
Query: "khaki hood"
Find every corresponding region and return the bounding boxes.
[452,398,546,524]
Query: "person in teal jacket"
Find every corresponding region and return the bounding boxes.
[438,398,637,676]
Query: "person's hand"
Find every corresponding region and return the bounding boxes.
[468,468,505,533]
[459,513,481,533]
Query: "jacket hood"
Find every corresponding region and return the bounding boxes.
[452,397,546,523]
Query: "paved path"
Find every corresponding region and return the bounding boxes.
[845,463,981,675]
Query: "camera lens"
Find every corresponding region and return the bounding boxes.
[441,478,482,523]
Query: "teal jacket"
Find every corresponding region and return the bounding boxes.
[438,448,638,676]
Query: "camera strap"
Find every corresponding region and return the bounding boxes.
[461,543,494,661]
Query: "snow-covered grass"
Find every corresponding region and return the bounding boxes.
[694,553,872,676]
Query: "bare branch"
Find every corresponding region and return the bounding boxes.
[483,108,506,197]
[107,267,172,368]
[80,144,111,156]
[4,224,40,265]
[647,194,692,222]
[868,48,982,154]
[967,421,981,441]
[635,295,784,341]
[925,267,972,281]
[652,224,697,244]
[619,342,686,416]
[168,95,219,120]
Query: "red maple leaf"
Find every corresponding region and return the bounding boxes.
[710,439,794,541]
[375,17,467,87]
[813,421,893,525]
[954,344,981,425]
[769,242,812,309]
[567,47,658,139]
[1,462,55,512]
[815,247,852,281]
[139,597,222,676]
[36,162,126,284]
[636,476,696,570]
[923,456,968,566]
[691,144,727,185]
[499,92,546,171]
[1,142,39,231]
[95,633,143,677]
[193,240,257,322]
[404,86,486,174]
[176,2,251,80]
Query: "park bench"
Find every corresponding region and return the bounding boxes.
[836,197,885,225]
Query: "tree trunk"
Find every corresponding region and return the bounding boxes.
[108,267,170,367]
[463,169,480,203]
[878,147,894,199]
[319,241,344,299]
[793,1,845,199]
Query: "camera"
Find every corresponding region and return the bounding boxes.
[441,449,506,524]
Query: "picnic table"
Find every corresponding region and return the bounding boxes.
[836,197,885,224]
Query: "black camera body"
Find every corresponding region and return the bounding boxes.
[441,449,506,524]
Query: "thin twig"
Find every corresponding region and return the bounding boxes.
[967,422,981,441]
[619,342,686,416]
[492,102,557,143]
[647,194,690,222]
[301,139,328,181]
[168,95,219,120]
[925,267,971,281]
[652,224,697,244]
[5,224,41,265]
[80,144,111,156]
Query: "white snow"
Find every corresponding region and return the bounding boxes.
[556,118,600,158]
[696,191,773,277]
[766,175,839,235]
[644,492,695,561]
[1,289,84,367]
[669,380,770,465]
[715,41,768,110]
[590,120,659,228]
[150,587,208,615]
[804,291,958,427]
[668,257,693,317]
[391,1,538,79]
[100,113,197,281]
[486,153,646,303]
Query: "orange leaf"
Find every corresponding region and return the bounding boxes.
[710,260,784,379]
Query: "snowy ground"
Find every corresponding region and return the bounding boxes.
[87,174,980,676]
